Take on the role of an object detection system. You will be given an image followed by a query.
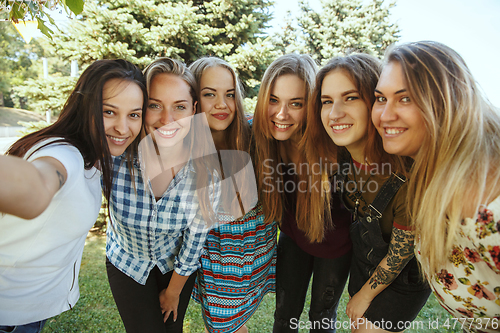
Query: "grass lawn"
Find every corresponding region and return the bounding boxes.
[43,232,460,333]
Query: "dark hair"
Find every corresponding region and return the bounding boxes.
[7,59,148,203]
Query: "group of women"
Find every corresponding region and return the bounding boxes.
[0,40,499,333]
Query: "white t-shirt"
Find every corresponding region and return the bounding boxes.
[0,139,102,325]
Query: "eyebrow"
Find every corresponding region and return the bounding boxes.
[374,88,407,95]
[270,94,304,100]
[103,103,142,112]
[201,87,235,92]
[149,97,189,104]
[341,89,359,96]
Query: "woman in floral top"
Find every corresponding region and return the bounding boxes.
[372,41,500,333]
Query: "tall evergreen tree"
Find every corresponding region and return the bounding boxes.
[49,0,278,93]
[273,0,399,64]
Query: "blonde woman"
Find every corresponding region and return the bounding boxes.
[189,57,277,333]
[372,41,500,333]
[253,54,352,332]
[105,58,220,333]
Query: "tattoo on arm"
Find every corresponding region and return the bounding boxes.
[56,170,65,189]
[369,227,415,289]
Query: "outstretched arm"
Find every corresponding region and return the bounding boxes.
[0,154,67,219]
[346,226,415,322]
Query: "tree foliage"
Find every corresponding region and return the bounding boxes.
[49,0,278,91]
[0,23,43,107]
[273,0,399,64]
[1,0,84,39]
[10,0,400,115]
[12,75,77,115]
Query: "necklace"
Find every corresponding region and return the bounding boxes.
[349,158,372,221]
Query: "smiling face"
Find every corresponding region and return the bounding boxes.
[320,70,369,160]
[145,73,195,148]
[267,74,306,142]
[199,66,236,132]
[102,78,144,156]
[372,61,426,158]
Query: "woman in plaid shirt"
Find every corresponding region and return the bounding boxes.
[105,58,220,333]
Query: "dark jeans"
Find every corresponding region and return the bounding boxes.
[0,320,47,333]
[106,258,196,333]
[273,232,351,333]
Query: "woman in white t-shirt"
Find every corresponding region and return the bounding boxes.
[0,59,147,333]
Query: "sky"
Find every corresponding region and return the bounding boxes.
[270,0,500,107]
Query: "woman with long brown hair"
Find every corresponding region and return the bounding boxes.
[305,53,430,332]
[189,56,277,333]
[253,53,352,332]
[0,59,147,332]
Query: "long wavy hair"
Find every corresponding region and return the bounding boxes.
[7,59,148,203]
[143,57,218,225]
[252,53,317,225]
[189,57,251,153]
[301,53,394,241]
[385,41,500,274]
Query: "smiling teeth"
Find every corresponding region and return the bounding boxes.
[386,128,405,134]
[108,135,126,142]
[332,125,352,130]
[158,129,177,136]
[275,123,292,129]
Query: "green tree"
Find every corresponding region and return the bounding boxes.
[13,0,280,115]
[49,0,278,92]
[0,23,43,107]
[273,0,399,64]
[12,75,77,115]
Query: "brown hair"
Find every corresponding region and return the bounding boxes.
[189,57,251,152]
[252,53,318,225]
[301,53,410,242]
[8,59,148,203]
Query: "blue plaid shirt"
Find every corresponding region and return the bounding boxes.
[106,154,219,285]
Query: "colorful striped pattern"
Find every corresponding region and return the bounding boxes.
[192,203,277,333]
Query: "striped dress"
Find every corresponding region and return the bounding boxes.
[192,202,277,333]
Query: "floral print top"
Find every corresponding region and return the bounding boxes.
[416,196,500,333]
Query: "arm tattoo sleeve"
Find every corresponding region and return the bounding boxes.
[369,227,415,289]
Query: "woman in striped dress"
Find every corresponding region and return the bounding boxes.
[189,57,277,333]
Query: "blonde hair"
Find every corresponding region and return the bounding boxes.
[386,41,500,274]
[143,57,218,225]
[189,57,251,152]
[144,57,198,106]
[252,53,317,225]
